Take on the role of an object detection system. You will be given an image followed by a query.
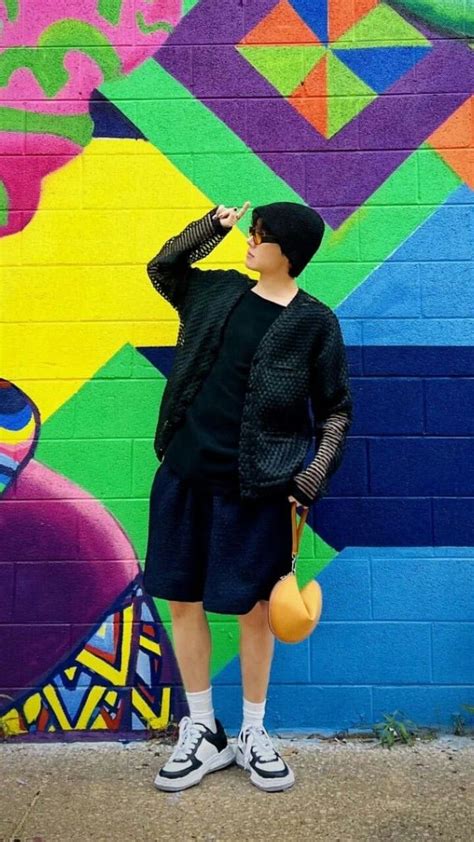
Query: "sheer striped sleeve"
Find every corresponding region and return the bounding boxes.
[146,207,231,313]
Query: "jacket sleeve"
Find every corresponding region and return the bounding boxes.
[288,311,353,507]
[146,206,232,313]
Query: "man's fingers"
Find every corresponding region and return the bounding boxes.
[237,200,251,218]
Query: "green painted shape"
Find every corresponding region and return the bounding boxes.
[0,19,121,98]
[327,51,376,136]
[388,0,474,38]
[135,12,174,35]
[0,105,92,145]
[97,0,123,26]
[236,45,326,96]
[183,0,201,13]
[335,1,430,47]
[0,180,8,225]
[3,0,19,21]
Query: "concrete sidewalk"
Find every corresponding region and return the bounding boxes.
[1,733,473,841]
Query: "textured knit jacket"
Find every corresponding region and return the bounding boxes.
[146,206,353,506]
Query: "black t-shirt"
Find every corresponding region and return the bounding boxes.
[164,287,285,493]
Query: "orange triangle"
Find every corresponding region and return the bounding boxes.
[329,0,378,43]
[240,0,321,46]
[428,96,473,150]
[289,54,328,137]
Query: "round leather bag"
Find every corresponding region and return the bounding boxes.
[268,502,322,643]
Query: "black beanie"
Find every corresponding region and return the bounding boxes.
[252,201,325,277]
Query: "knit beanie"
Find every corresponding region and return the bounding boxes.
[251,202,325,277]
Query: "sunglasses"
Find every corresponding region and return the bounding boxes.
[248,225,280,246]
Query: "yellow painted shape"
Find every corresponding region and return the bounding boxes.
[132,685,171,729]
[42,683,107,730]
[75,602,133,684]
[139,636,162,655]
[0,138,253,421]
[0,707,25,736]
[23,692,42,723]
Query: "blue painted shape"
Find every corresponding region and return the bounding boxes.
[425,379,474,435]
[307,498,433,548]
[137,650,151,685]
[420,262,473,317]
[1,454,19,471]
[401,200,473,263]
[321,437,367,497]
[90,90,146,140]
[336,185,474,345]
[432,624,474,683]
[434,499,474,545]
[370,438,474,496]
[213,684,372,731]
[316,554,371,619]
[351,378,424,435]
[371,557,474,620]
[309,622,431,684]
[0,403,33,430]
[291,0,328,44]
[337,263,420,318]
[362,318,474,345]
[55,686,87,720]
[363,346,474,376]
[138,346,176,378]
[333,46,431,93]
[374,687,474,728]
[214,638,310,686]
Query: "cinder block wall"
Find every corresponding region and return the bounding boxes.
[1,1,472,740]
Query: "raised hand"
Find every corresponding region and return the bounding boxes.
[212,201,251,229]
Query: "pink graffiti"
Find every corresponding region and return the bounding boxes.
[0,0,181,235]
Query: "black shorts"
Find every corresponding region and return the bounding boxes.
[143,460,294,615]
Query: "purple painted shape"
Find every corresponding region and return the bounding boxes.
[0,624,71,692]
[158,0,246,44]
[154,0,473,228]
[357,93,468,150]
[0,459,139,693]
[306,150,408,210]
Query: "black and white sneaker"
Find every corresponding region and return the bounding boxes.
[154,716,235,791]
[235,724,295,792]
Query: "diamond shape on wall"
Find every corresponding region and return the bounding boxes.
[237,45,326,97]
[237,0,432,138]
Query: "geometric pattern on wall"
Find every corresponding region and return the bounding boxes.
[238,0,431,137]
[156,0,473,228]
[0,580,186,738]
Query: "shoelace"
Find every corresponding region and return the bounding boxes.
[169,716,203,762]
[241,725,279,771]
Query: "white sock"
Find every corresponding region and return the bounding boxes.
[241,696,266,732]
[185,686,217,732]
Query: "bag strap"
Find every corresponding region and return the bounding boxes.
[290,501,308,574]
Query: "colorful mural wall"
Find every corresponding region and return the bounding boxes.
[1,0,473,739]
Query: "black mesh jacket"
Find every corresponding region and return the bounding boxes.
[146,206,353,506]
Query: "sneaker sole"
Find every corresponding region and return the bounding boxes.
[235,749,295,792]
[154,744,235,792]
